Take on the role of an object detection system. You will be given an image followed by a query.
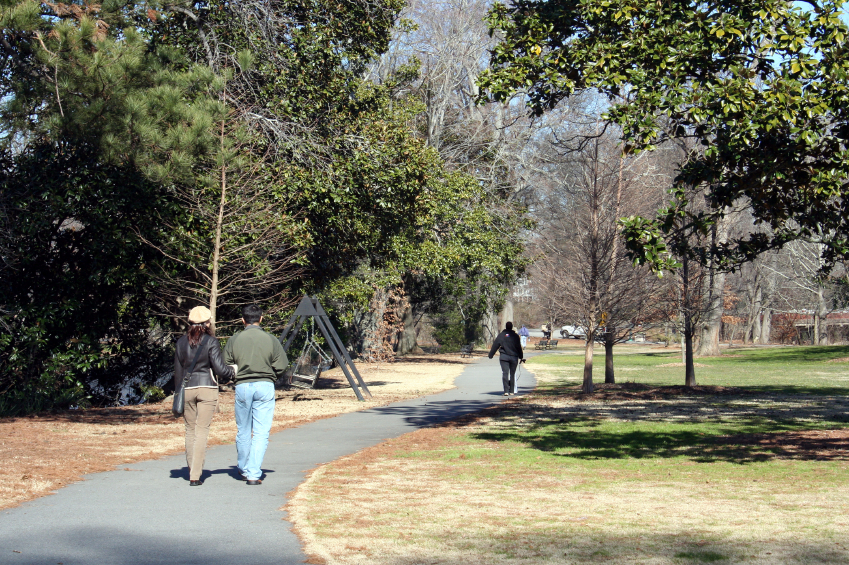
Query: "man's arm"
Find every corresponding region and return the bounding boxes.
[223,333,236,365]
[270,334,289,377]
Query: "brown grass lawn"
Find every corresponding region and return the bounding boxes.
[0,354,472,510]
[287,351,849,565]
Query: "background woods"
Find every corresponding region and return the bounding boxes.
[5,0,849,413]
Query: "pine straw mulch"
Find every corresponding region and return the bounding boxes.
[0,354,473,511]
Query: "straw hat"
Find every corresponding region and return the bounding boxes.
[188,306,212,324]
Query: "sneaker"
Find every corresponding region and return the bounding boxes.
[503,392,509,396]
[246,479,262,485]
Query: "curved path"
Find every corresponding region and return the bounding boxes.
[0,355,537,565]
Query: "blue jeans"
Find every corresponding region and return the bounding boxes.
[234,381,275,480]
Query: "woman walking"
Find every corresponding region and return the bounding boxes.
[174,306,235,486]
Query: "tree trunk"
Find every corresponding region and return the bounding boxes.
[582,143,601,396]
[351,308,378,356]
[484,310,498,346]
[500,298,514,330]
[604,335,615,384]
[208,118,227,336]
[684,323,696,386]
[759,308,771,344]
[697,272,725,356]
[396,304,418,355]
[697,213,730,356]
[583,333,595,394]
[677,285,686,364]
[816,287,828,345]
[813,313,820,345]
[748,283,763,344]
[682,257,696,386]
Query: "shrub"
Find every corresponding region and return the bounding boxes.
[139,384,166,403]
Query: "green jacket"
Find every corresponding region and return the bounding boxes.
[223,325,288,385]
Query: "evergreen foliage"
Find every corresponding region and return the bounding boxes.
[0,0,528,413]
[0,145,175,412]
[480,0,849,273]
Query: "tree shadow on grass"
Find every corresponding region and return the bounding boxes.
[374,531,849,565]
[532,381,849,399]
[470,416,849,463]
[736,384,849,397]
[466,391,849,464]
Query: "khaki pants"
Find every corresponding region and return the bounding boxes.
[183,387,218,481]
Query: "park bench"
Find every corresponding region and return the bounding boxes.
[546,339,559,349]
[460,343,474,358]
[534,340,549,350]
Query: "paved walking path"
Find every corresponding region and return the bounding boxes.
[0,355,537,565]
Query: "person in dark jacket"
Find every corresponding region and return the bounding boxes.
[173,306,235,486]
[488,321,524,396]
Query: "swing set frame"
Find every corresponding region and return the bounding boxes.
[278,296,372,401]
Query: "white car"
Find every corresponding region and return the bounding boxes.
[560,325,586,339]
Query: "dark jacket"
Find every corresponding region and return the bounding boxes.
[488,329,524,360]
[173,334,235,391]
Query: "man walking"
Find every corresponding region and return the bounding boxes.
[518,324,530,349]
[488,321,524,396]
[223,304,288,485]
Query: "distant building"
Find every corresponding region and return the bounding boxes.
[771,310,849,344]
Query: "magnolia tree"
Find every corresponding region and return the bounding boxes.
[481,0,849,271]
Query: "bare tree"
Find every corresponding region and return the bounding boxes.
[735,251,780,345]
[531,117,665,392]
[696,211,733,356]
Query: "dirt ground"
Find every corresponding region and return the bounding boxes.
[0,354,474,511]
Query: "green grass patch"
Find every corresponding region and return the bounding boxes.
[292,345,849,564]
[527,344,849,396]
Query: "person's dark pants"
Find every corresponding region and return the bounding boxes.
[500,357,518,393]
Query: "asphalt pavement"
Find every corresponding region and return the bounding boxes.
[0,354,537,565]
